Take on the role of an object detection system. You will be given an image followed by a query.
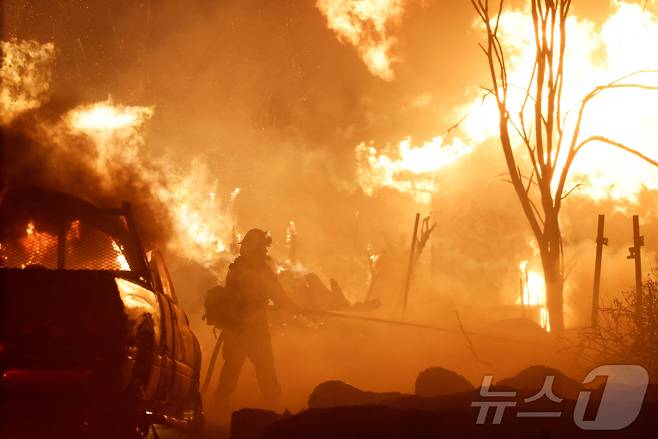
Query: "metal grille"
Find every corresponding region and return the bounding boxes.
[0,224,58,269]
[0,220,131,271]
[65,224,130,271]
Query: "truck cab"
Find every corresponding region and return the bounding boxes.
[0,187,203,438]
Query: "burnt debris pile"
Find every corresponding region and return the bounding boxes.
[231,365,658,439]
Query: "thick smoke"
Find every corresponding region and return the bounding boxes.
[2,104,174,247]
[4,0,658,413]
[4,0,657,327]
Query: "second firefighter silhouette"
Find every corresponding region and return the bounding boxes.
[214,228,299,405]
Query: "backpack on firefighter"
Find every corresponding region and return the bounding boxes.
[202,284,243,330]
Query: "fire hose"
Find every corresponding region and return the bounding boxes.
[314,310,542,345]
[202,309,542,393]
[201,330,224,394]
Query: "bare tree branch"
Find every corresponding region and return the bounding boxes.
[576,136,658,168]
[555,72,658,206]
[560,183,581,200]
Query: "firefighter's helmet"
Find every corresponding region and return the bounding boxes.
[240,228,272,252]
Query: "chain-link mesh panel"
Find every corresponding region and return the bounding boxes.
[0,224,58,269]
[65,223,131,271]
[0,220,131,271]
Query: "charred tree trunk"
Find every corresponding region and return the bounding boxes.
[474,0,658,335]
[540,215,564,332]
[541,246,564,332]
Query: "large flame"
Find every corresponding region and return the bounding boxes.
[158,161,238,269]
[0,41,238,274]
[316,0,405,81]
[66,101,238,271]
[67,100,154,135]
[0,39,55,124]
[355,136,473,204]
[66,99,155,179]
[357,1,658,206]
[460,1,658,204]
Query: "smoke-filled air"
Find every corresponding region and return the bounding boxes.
[2,1,658,438]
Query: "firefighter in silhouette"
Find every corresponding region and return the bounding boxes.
[214,228,299,406]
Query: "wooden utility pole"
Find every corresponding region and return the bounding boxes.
[627,215,644,322]
[414,213,436,265]
[591,215,607,327]
[401,213,421,315]
[430,208,437,284]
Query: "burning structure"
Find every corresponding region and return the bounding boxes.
[2,0,658,437]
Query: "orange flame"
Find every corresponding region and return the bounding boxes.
[316,0,405,80]
[65,99,237,272]
[20,220,57,267]
[111,240,131,271]
[161,162,239,269]
[286,221,297,245]
[517,260,550,332]
[66,99,155,179]
[460,1,658,204]
[356,2,658,206]
[355,136,472,204]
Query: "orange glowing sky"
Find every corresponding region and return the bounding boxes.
[3,1,658,326]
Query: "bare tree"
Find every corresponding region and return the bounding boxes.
[471,0,658,332]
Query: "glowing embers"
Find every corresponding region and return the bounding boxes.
[517,261,550,332]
